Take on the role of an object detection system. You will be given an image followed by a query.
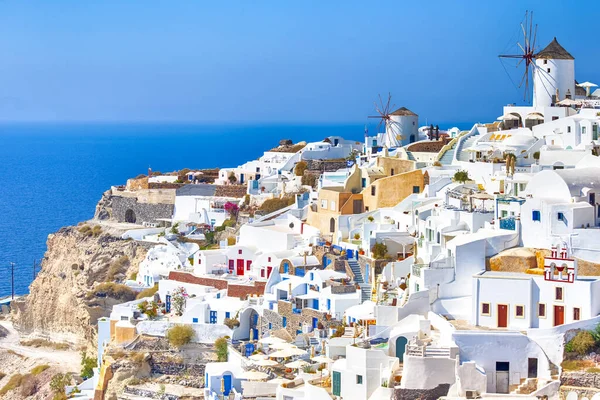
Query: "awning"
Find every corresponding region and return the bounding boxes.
[526,112,544,120]
[498,114,520,121]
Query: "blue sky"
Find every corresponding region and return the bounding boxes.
[0,0,597,124]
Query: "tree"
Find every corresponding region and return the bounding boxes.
[50,373,72,398]
[80,351,96,380]
[371,242,388,259]
[533,151,540,162]
[228,172,237,184]
[453,170,470,184]
[215,337,228,362]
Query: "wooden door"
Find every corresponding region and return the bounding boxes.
[554,305,564,326]
[237,259,244,276]
[497,304,508,328]
[267,266,273,277]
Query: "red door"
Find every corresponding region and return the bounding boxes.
[497,304,508,328]
[554,306,564,326]
[246,260,252,271]
[267,266,273,277]
[228,260,234,272]
[237,259,244,276]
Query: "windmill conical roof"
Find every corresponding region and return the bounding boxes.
[390,107,418,117]
[536,37,574,60]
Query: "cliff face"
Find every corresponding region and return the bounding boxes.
[12,224,150,347]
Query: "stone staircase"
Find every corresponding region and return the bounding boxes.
[457,134,479,162]
[405,151,416,161]
[439,143,456,165]
[348,260,372,303]
[511,378,538,395]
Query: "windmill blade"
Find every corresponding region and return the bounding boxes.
[529,11,534,52]
[532,24,538,54]
[521,23,528,50]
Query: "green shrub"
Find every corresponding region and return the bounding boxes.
[222,219,236,228]
[136,284,159,300]
[215,337,228,362]
[294,161,308,176]
[453,170,470,184]
[353,233,360,240]
[259,197,295,214]
[30,365,49,376]
[371,242,388,259]
[568,331,596,355]
[80,351,96,380]
[89,282,136,301]
[49,373,72,397]
[166,325,195,348]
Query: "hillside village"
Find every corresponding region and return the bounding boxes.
[5,37,600,400]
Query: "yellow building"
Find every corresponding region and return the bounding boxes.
[362,169,424,211]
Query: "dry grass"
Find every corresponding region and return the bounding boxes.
[20,339,69,351]
[588,367,600,373]
[87,282,136,301]
[0,373,31,396]
[136,284,158,300]
[0,372,5,380]
[561,359,596,371]
[107,255,130,281]
[6,349,24,358]
[30,364,50,376]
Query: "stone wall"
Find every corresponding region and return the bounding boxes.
[406,139,448,153]
[261,300,333,338]
[306,159,348,172]
[110,195,174,224]
[358,255,390,280]
[126,177,149,191]
[393,383,450,400]
[123,386,179,400]
[331,284,357,294]
[560,371,600,389]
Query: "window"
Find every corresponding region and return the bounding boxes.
[261,269,265,278]
[547,68,551,73]
[225,312,230,319]
[192,318,199,323]
[371,186,376,196]
[238,249,242,255]
[121,316,129,321]
[481,303,491,316]
[552,116,559,121]
[532,210,541,221]
[269,322,272,329]
[282,317,287,327]
[391,168,395,176]
[582,127,587,134]
[413,186,420,194]
[209,311,217,324]
[268,257,272,262]
[321,200,327,209]
[330,201,336,210]
[543,59,548,65]
[567,126,571,133]
[555,287,564,301]
[515,305,525,318]
[501,210,508,218]
[361,178,366,188]
[538,303,546,318]
[558,212,565,221]
[356,375,363,384]
[573,308,580,321]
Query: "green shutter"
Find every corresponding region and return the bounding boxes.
[332,371,341,396]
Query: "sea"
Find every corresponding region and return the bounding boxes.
[0,122,470,298]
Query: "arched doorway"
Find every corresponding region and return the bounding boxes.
[396,336,408,361]
[125,209,136,223]
[410,134,416,143]
[329,218,335,233]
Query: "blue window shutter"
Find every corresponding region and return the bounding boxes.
[225,312,230,319]
[283,317,287,327]
[193,318,198,323]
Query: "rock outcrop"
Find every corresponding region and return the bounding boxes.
[12,224,151,347]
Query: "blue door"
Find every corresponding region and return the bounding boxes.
[210,311,217,324]
[312,317,318,329]
[253,328,258,340]
[313,299,319,310]
[165,295,171,313]
[244,343,255,356]
[347,249,354,259]
[396,336,408,362]
[283,262,289,273]
[223,374,232,395]
[327,299,331,310]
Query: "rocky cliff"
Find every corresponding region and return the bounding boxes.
[12,223,151,347]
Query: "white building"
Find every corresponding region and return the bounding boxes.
[533,38,575,109]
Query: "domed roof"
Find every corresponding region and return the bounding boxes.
[503,134,537,147]
[390,107,418,117]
